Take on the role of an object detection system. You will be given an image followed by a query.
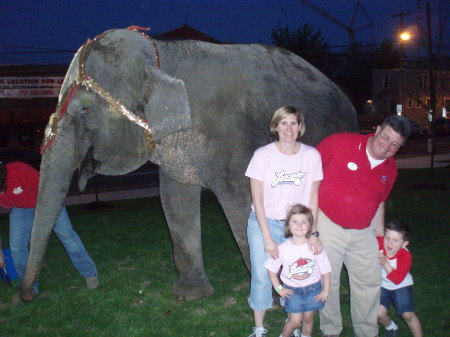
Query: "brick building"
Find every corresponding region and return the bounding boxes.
[372,67,450,128]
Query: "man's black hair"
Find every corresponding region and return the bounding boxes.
[381,115,411,140]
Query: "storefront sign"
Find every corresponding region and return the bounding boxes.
[0,77,64,98]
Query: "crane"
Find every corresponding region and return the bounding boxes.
[296,0,374,44]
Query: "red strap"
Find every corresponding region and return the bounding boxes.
[126,26,150,32]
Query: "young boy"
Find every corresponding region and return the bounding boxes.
[377,220,423,337]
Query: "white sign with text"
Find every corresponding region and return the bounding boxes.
[0,76,64,98]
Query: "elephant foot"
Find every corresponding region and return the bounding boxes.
[172,278,214,300]
[20,290,37,302]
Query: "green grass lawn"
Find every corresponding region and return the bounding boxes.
[0,168,448,337]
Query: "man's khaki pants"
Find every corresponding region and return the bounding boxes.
[318,210,380,337]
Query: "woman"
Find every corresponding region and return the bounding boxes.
[245,106,323,337]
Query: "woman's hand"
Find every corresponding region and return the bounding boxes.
[264,237,279,259]
[308,236,323,254]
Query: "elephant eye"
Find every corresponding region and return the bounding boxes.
[81,107,91,114]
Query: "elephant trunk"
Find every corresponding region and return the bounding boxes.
[21,134,78,301]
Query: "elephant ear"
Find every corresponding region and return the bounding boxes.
[142,65,192,142]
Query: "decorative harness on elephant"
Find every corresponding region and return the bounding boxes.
[41,26,159,154]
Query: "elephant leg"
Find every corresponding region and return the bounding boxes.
[213,185,251,270]
[159,171,214,300]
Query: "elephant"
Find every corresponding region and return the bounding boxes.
[21,27,357,301]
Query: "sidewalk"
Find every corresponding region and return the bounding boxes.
[64,186,160,207]
[1,154,448,214]
[394,153,450,169]
[62,153,449,206]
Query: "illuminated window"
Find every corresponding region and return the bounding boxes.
[445,98,450,110]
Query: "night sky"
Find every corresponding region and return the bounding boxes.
[1,0,447,65]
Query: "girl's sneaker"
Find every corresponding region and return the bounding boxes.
[248,326,267,337]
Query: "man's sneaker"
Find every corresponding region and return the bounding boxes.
[386,328,400,337]
[247,326,267,337]
[86,276,99,290]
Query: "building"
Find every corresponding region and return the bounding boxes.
[0,65,67,148]
[372,67,450,128]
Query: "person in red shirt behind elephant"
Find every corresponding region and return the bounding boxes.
[0,161,98,294]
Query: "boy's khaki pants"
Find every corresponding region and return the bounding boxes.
[318,210,380,337]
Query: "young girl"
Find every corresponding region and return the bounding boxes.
[264,204,331,337]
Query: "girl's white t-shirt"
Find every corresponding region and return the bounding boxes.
[264,239,332,288]
[245,142,323,220]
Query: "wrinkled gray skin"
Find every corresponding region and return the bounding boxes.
[22,29,357,301]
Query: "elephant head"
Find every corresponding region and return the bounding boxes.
[21,28,191,300]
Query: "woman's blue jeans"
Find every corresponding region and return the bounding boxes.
[9,206,97,293]
[247,211,287,311]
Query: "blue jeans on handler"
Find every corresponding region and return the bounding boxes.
[9,206,97,293]
[247,211,287,311]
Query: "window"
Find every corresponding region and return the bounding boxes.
[414,100,421,108]
[445,98,450,110]
[408,98,413,108]
[419,74,429,88]
[426,98,431,108]
[383,75,390,89]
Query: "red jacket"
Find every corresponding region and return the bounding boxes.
[0,162,39,209]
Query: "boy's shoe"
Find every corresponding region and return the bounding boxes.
[247,327,267,337]
[386,328,400,337]
[291,327,301,337]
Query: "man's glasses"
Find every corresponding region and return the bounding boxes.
[378,132,403,149]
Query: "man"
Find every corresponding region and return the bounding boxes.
[0,160,98,294]
[315,115,410,337]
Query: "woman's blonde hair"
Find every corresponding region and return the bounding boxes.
[269,106,306,140]
[284,204,314,238]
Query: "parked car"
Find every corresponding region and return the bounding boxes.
[407,120,428,137]
[434,117,450,135]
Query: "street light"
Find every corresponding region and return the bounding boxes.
[398,30,411,116]
[400,32,411,41]
[392,10,411,116]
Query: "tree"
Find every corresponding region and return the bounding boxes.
[271,23,330,71]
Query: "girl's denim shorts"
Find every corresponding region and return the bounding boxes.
[283,281,325,313]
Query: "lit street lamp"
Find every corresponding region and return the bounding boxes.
[398,30,411,116]
[400,32,411,41]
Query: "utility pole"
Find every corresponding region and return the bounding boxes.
[392,11,411,115]
[426,1,437,175]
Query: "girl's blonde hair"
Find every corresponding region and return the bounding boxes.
[284,204,314,238]
[269,106,306,140]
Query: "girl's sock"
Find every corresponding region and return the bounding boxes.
[386,320,398,330]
